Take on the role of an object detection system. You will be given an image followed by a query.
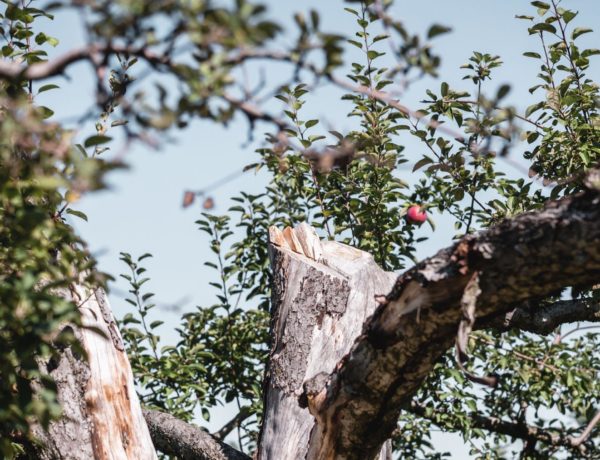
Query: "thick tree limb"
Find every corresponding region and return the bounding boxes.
[303,184,600,459]
[143,409,251,460]
[488,298,600,334]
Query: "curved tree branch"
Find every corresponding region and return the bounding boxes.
[143,409,251,460]
[302,180,600,460]
[485,298,600,334]
[212,406,252,442]
[408,401,593,455]
[0,44,171,81]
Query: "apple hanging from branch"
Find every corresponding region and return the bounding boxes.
[406,204,427,225]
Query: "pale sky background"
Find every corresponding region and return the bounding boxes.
[36,1,600,457]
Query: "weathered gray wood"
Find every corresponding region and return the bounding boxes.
[257,224,395,460]
[32,284,157,460]
[305,185,600,460]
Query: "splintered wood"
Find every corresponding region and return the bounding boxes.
[269,223,323,262]
[32,284,158,460]
[260,224,394,460]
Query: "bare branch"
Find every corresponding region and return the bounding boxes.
[571,409,600,447]
[143,409,250,460]
[0,44,171,81]
[487,298,600,334]
[212,407,252,442]
[408,401,591,454]
[220,92,289,131]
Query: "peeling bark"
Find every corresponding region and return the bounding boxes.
[257,224,395,460]
[304,187,600,459]
[31,285,157,459]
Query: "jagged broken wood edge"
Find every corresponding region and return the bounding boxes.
[259,223,394,460]
[301,185,600,459]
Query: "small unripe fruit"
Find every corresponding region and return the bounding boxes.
[406,205,427,225]
[65,190,81,203]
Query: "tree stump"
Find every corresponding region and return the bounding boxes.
[258,223,395,460]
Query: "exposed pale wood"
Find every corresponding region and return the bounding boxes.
[305,186,600,459]
[32,284,157,460]
[257,224,395,460]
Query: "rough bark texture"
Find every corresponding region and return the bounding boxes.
[31,285,157,460]
[143,409,251,460]
[304,187,600,459]
[257,224,395,460]
[488,298,600,334]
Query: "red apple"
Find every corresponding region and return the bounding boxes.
[406,205,427,225]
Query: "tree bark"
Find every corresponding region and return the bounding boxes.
[31,284,157,459]
[257,223,394,460]
[257,183,600,460]
[304,186,600,459]
[485,298,600,334]
[143,409,251,460]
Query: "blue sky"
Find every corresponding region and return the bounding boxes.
[37,0,600,456]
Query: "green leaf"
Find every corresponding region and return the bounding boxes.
[34,32,48,45]
[84,135,112,148]
[582,48,600,58]
[572,27,593,40]
[523,52,541,59]
[66,209,88,221]
[38,84,59,94]
[427,24,452,39]
[531,1,550,15]
[38,106,54,119]
[562,10,577,24]
[578,148,590,166]
[413,157,434,172]
[530,1,550,8]
[75,144,88,157]
[496,84,510,100]
[441,82,449,97]
[525,101,545,117]
[529,23,556,34]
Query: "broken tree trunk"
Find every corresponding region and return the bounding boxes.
[258,179,600,460]
[257,223,396,460]
[303,183,600,459]
[31,283,157,459]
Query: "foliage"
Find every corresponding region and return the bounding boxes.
[0,0,598,459]
[0,3,109,457]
